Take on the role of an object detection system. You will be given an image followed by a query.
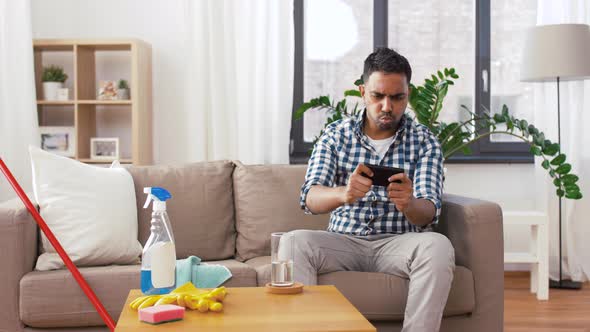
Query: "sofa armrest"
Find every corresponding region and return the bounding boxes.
[436,193,503,331]
[0,197,38,332]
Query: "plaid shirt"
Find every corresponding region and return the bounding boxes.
[300,110,444,236]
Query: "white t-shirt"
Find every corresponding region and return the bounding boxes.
[366,135,395,162]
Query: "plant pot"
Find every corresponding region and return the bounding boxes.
[117,88,129,100]
[43,82,63,101]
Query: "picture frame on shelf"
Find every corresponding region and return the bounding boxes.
[40,126,76,157]
[90,137,120,160]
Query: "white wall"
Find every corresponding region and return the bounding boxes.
[31,0,546,268]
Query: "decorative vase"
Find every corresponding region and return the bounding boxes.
[43,82,63,101]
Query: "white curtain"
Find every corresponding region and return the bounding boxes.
[182,0,294,164]
[0,0,39,202]
[535,0,590,281]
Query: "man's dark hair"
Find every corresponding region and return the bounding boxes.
[362,48,412,84]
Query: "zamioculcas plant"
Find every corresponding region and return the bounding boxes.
[294,68,582,200]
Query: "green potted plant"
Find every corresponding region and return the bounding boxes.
[41,65,68,101]
[117,79,130,100]
[294,69,582,200]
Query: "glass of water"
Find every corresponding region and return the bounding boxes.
[271,232,294,287]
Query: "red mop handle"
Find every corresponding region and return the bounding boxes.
[0,158,116,332]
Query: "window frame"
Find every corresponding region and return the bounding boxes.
[289,0,533,164]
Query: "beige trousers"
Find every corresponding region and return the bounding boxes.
[280,230,455,332]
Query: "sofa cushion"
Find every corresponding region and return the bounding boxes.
[20,265,139,328]
[126,161,235,260]
[204,259,258,287]
[233,162,330,261]
[19,260,256,328]
[30,147,142,271]
[245,256,475,321]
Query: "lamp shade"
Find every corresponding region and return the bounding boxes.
[521,24,590,82]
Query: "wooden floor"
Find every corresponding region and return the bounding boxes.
[505,272,590,331]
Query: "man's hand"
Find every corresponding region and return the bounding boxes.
[387,173,414,212]
[341,164,373,204]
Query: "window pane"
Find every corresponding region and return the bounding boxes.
[388,0,475,126]
[490,0,537,142]
[303,0,373,143]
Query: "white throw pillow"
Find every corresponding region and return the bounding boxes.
[30,146,142,271]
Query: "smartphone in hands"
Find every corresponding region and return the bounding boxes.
[361,164,405,187]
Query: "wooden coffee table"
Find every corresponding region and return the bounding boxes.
[116,286,376,332]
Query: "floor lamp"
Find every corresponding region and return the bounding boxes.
[520,24,590,289]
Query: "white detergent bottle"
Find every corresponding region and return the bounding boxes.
[141,187,176,294]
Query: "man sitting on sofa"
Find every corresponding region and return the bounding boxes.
[292,47,455,332]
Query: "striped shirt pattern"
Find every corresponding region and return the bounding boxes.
[300,110,444,236]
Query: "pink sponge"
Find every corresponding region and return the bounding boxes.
[138,304,185,324]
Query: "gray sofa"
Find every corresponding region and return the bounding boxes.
[0,160,504,332]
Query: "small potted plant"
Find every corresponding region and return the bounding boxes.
[117,79,130,100]
[41,65,68,100]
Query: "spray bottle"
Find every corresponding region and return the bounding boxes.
[141,187,176,294]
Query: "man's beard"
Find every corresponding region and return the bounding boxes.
[377,114,397,130]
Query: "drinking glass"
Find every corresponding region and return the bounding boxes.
[270,232,294,287]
